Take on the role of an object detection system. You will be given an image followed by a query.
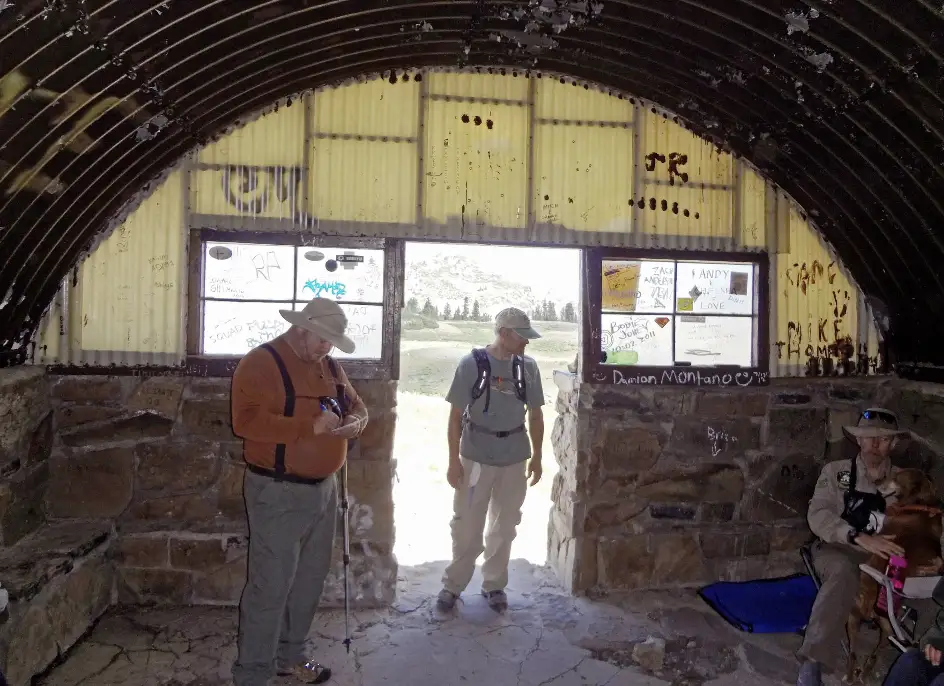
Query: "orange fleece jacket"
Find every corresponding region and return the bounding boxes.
[230,336,367,479]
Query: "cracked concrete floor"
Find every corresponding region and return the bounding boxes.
[36,558,873,686]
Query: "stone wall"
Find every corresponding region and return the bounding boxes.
[46,374,398,609]
[548,375,944,595]
[0,369,115,686]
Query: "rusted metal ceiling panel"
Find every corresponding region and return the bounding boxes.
[0,0,943,373]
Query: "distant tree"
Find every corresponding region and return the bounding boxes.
[443,303,452,320]
[561,302,576,323]
[471,299,481,321]
[454,303,463,320]
[532,307,542,321]
[422,298,436,319]
[406,297,419,313]
[545,301,558,322]
[462,296,470,321]
[481,312,490,323]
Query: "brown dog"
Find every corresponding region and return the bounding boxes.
[845,468,943,683]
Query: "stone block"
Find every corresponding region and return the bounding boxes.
[589,387,694,416]
[668,417,759,462]
[827,405,861,442]
[193,554,248,603]
[769,524,813,551]
[0,368,49,471]
[597,535,652,589]
[348,487,394,544]
[596,426,666,475]
[126,377,185,418]
[125,493,219,523]
[117,568,193,605]
[321,541,397,608]
[700,530,770,559]
[170,535,245,571]
[179,398,234,441]
[584,497,647,534]
[184,377,233,398]
[135,441,220,495]
[636,464,745,504]
[650,532,708,586]
[217,461,246,520]
[356,412,396,462]
[26,412,53,466]
[55,404,125,431]
[47,447,134,519]
[356,380,397,414]
[2,551,114,686]
[60,412,174,448]
[649,504,697,520]
[219,441,244,463]
[695,392,769,418]
[347,460,395,492]
[51,376,123,403]
[740,453,819,522]
[114,535,169,567]
[701,502,735,522]
[764,406,827,456]
[0,462,48,546]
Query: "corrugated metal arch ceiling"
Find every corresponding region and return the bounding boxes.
[0,0,942,369]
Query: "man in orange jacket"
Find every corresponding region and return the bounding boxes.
[230,297,368,686]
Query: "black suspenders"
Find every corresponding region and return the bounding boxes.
[260,343,294,476]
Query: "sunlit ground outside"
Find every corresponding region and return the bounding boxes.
[393,243,579,568]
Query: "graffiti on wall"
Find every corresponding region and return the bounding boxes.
[775,259,878,375]
[219,165,304,215]
[0,69,152,196]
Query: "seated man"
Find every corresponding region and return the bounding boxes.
[884,643,944,686]
[797,408,909,686]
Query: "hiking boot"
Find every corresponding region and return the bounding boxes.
[483,589,508,612]
[277,660,331,684]
[436,589,459,611]
[796,660,821,686]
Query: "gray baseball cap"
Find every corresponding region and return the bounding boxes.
[495,307,541,339]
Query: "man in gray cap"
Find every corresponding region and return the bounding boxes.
[796,408,910,686]
[437,307,546,613]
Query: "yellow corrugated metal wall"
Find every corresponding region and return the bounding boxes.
[34,69,880,375]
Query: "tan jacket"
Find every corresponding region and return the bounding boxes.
[808,458,899,545]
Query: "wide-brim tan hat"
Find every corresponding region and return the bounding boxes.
[842,407,909,440]
[279,298,356,354]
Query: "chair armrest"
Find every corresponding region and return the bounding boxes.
[860,564,887,584]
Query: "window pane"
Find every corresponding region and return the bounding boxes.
[600,314,674,365]
[602,260,674,313]
[295,247,384,303]
[204,243,295,300]
[203,301,291,355]
[675,315,754,366]
[293,302,383,360]
[674,261,754,315]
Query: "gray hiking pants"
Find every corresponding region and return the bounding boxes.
[232,469,338,686]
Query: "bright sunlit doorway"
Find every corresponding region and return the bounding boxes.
[392,242,581,571]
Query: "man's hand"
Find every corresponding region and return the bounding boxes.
[926,643,943,667]
[330,415,365,439]
[313,412,341,435]
[447,459,464,489]
[854,533,905,559]
[527,457,542,486]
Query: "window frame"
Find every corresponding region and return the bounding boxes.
[581,247,770,387]
[186,228,403,380]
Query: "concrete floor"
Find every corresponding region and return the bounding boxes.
[36,558,877,686]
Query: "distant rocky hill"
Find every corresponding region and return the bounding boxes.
[405,252,575,319]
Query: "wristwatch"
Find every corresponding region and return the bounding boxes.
[847,528,860,545]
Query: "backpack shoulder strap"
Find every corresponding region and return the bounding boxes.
[260,343,294,476]
[324,355,349,415]
[511,355,527,404]
[469,348,491,412]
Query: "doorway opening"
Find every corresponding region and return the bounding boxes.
[392,241,581,575]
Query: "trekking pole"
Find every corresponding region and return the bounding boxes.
[339,460,352,653]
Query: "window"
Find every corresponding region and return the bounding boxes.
[584,248,769,386]
[188,230,400,377]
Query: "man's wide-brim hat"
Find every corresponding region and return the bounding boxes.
[279,298,356,354]
[842,407,909,440]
